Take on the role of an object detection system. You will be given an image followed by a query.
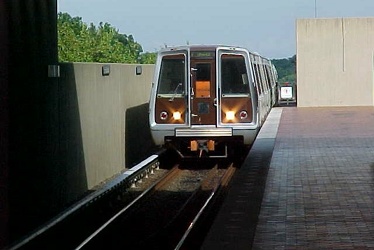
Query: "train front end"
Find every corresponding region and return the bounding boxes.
[149,45,259,158]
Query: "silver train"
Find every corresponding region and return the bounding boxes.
[149,45,278,158]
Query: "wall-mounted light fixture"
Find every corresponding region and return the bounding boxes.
[102,65,110,76]
[136,65,142,75]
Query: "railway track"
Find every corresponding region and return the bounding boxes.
[7,152,171,250]
[7,149,240,250]
[76,161,237,249]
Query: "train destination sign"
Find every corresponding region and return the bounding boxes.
[191,51,215,59]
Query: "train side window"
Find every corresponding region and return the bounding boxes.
[157,54,186,96]
[264,65,273,88]
[221,54,250,95]
[250,61,257,87]
[254,63,263,94]
[259,63,267,93]
[262,64,270,91]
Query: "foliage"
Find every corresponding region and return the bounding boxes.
[271,55,296,83]
[58,12,149,63]
[139,52,157,64]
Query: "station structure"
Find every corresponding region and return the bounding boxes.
[1,1,374,248]
[202,106,374,249]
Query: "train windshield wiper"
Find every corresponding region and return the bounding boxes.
[169,83,183,102]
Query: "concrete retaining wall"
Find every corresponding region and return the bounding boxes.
[60,63,156,189]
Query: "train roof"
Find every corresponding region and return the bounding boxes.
[158,44,271,60]
[159,44,245,52]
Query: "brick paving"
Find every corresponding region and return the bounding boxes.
[252,107,374,249]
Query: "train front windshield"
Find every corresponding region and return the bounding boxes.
[157,54,186,96]
[221,55,250,95]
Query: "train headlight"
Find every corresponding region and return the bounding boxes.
[173,111,181,120]
[160,111,168,120]
[226,111,235,121]
[240,110,248,120]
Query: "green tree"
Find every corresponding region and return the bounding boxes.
[272,55,296,83]
[58,12,93,62]
[139,52,157,64]
[57,12,144,63]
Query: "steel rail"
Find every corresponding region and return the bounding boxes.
[75,164,181,249]
[6,153,162,250]
[175,163,236,249]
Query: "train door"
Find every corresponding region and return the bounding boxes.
[190,59,216,125]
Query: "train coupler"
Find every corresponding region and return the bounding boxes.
[190,140,215,157]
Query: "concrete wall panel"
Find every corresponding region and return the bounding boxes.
[64,63,155,188]
[297,18,374,107]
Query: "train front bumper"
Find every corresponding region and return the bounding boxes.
[175,127,232,137]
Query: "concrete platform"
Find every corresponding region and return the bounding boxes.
[202,107,374,249]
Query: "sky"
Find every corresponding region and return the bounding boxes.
[57,0,374,59]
